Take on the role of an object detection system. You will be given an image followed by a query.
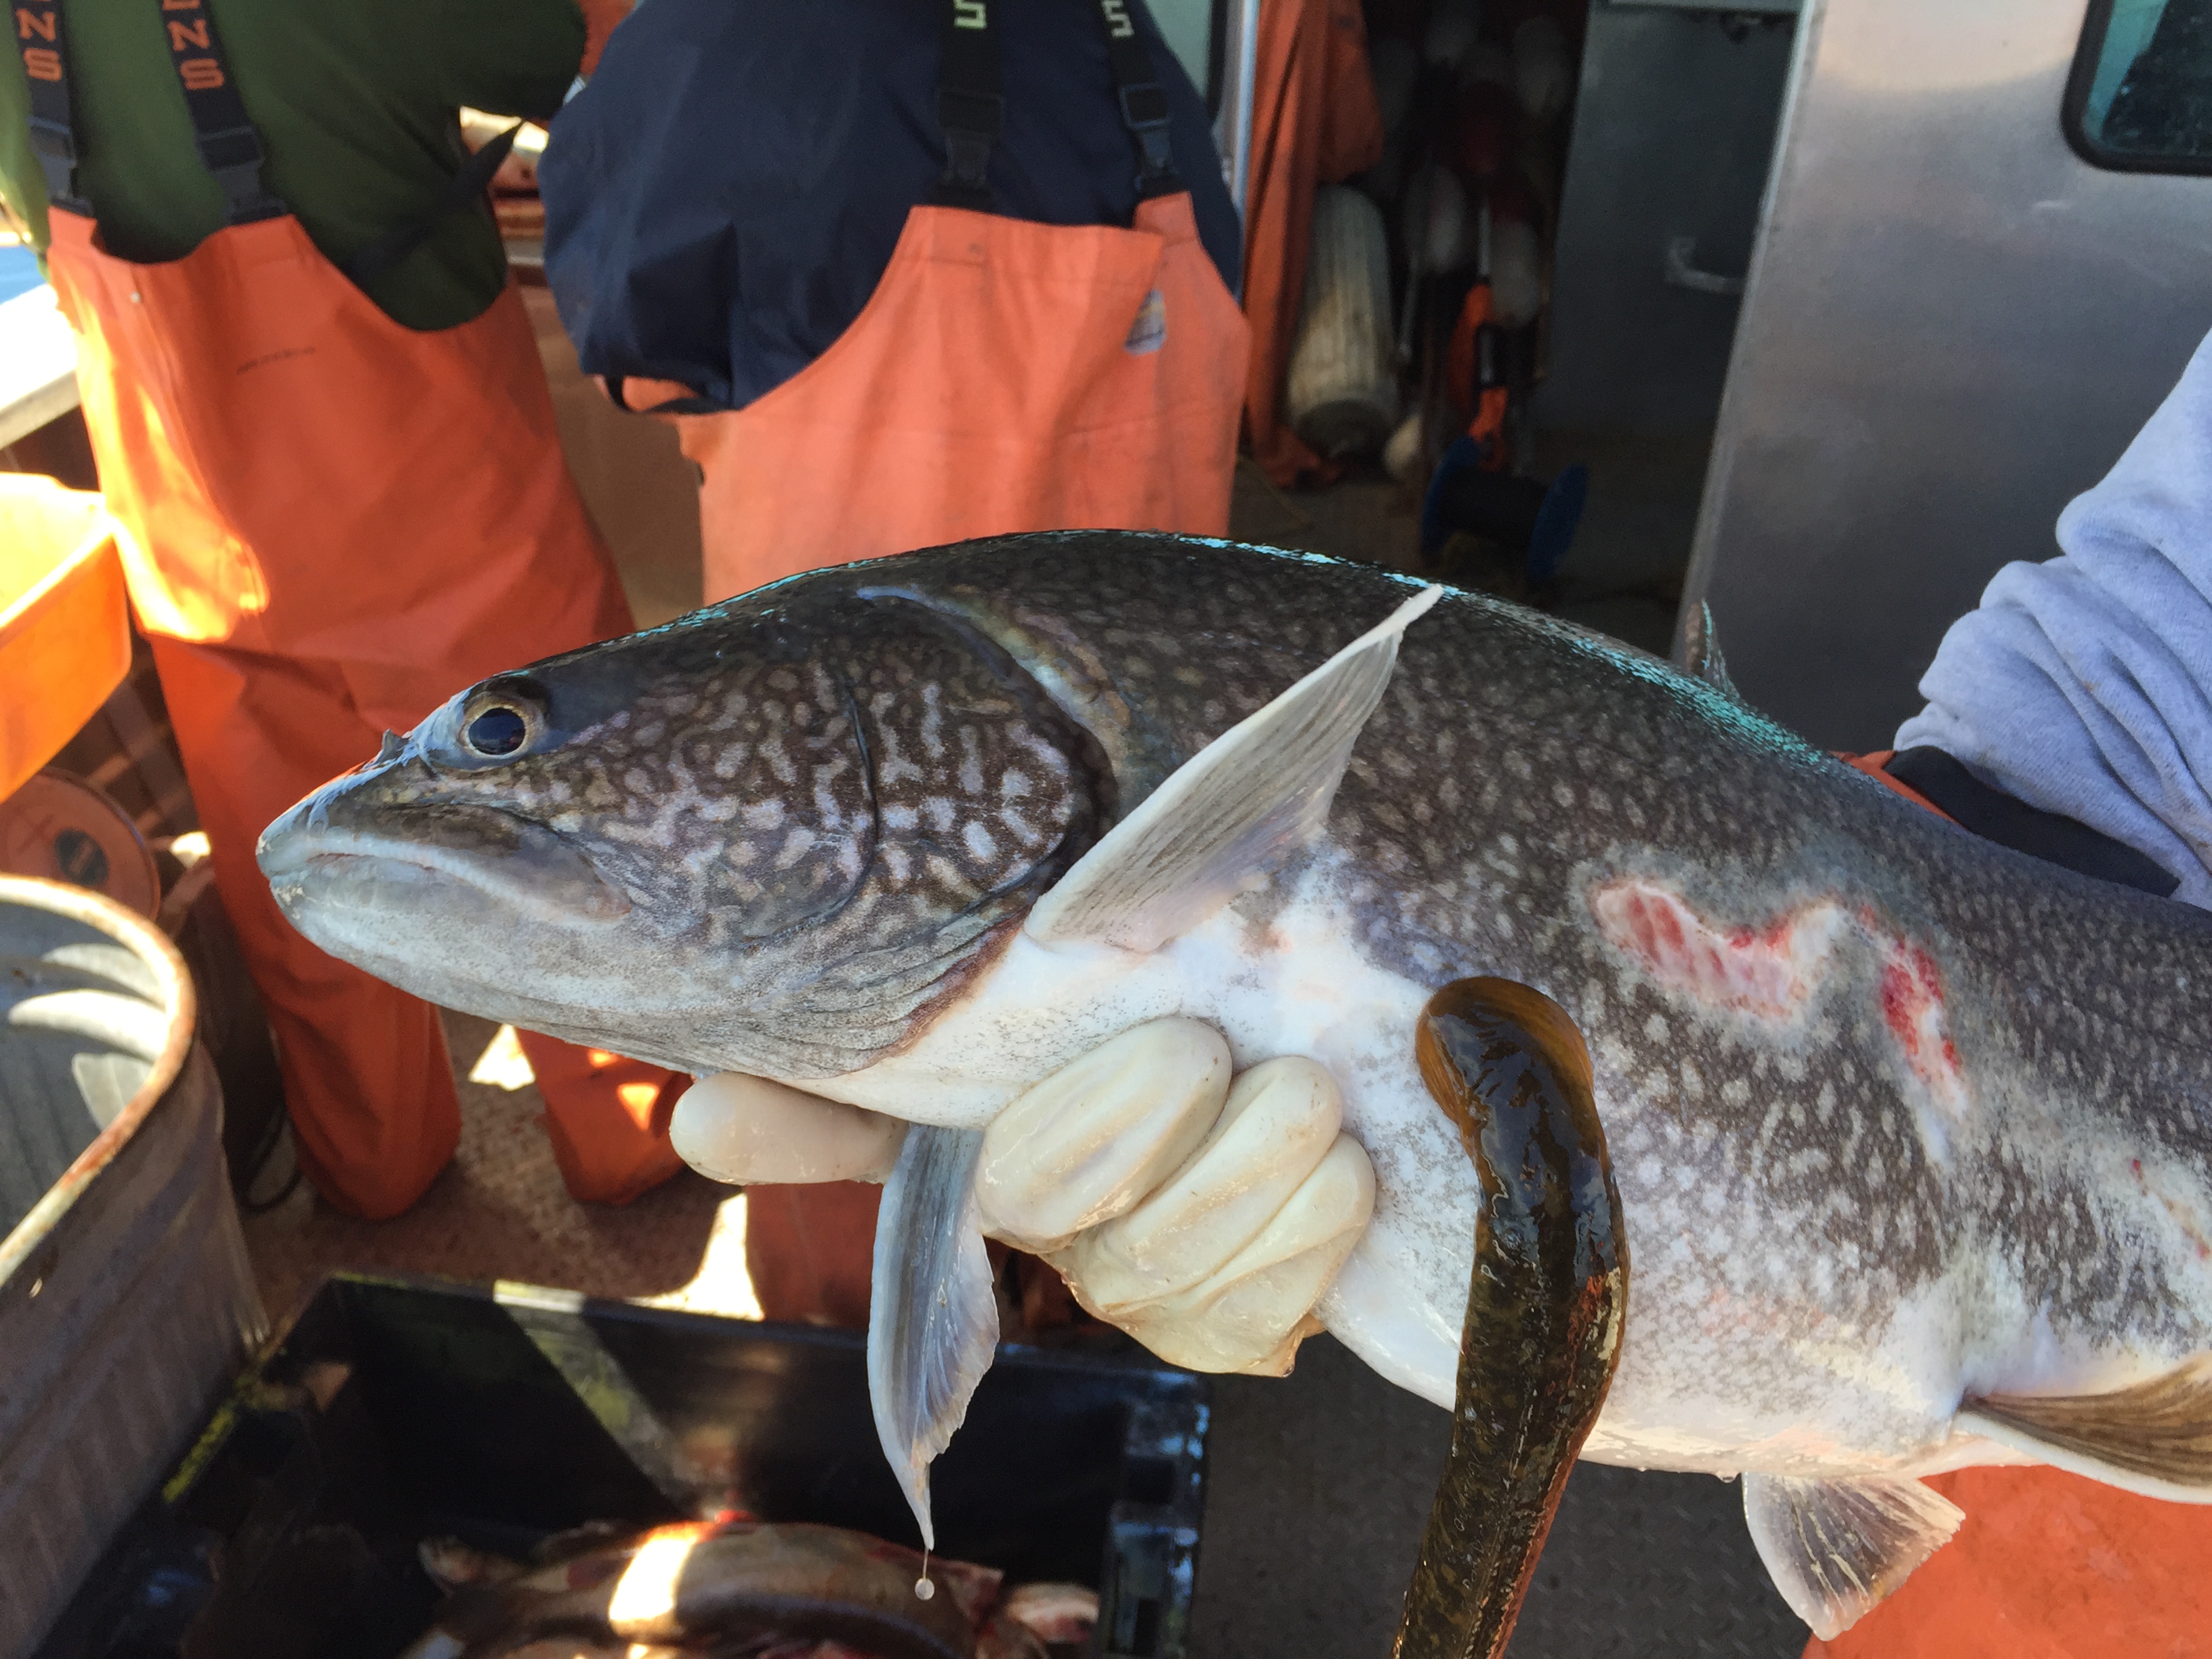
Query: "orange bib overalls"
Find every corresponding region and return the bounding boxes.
[617,0,1249,1321]
[18,0,684,1216]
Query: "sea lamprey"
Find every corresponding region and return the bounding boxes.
[1394,978,1625,1659]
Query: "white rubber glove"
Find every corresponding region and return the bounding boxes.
[671,1019,1375,1376]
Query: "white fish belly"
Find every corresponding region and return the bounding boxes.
[808,863,2022,1479]
[810,869,1481,1404]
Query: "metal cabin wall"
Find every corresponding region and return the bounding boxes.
[1679,0,2212,750]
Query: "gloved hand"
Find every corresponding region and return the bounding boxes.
[670,1019,1375,1376]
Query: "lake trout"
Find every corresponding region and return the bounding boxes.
[259,532,2212,1637]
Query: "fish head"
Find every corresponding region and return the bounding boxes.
[255,590,1112,1078]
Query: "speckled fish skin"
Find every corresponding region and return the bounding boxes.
[264,579,1114,1077]
[260,531,2212,1487]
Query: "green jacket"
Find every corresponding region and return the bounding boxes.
[1,0,586,330]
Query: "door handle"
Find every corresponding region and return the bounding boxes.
[1664,235,1746,297]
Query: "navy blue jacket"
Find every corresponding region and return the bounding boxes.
[541,0,1240,413]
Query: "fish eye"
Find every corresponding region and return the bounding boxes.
[467,708,528,756]
[459,692,541,760]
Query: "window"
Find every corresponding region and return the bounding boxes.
[2065,0,2212,172]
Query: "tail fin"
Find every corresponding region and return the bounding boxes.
[1959,1356,2212,1504]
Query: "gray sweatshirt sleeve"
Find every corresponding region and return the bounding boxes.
[1893,327,2212,908]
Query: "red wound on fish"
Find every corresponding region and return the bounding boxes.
[1589,878,1839,1021]
[1591,877,1969,1123]
[1875,933,1966,1118]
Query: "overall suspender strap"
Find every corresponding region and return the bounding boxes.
[155,0,285,224]
[1094,0,1181,199]
[932,0,1184,216]
[14,0,88,211]
[935,0,1004,210]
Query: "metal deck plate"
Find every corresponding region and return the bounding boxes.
[1193,1334,1809,1657]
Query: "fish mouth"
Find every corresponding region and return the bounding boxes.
[259,804,631,929]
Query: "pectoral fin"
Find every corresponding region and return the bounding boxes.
[1958,1356,2212,1502]
[1025,584,1441,953]
[1741,1471,1963,1640]
[868,1124,1000,1550]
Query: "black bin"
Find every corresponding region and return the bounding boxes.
[37,1272,1208,1659]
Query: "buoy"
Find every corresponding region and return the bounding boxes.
[1403,164,1476,274]
[1383,411,1427,483]
[1490,219,1544,329]
[1286,187,1401,462]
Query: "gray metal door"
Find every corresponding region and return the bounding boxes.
[1540,2,1799,441]
[1679,0,2212,749]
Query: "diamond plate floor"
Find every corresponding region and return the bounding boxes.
[1192,1334,1809,1658]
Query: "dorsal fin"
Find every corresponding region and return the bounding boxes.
[1958,1356,2212,1502]
[1025,585,1442,952]
[1742,1471,1964,1639]
[1678,600,1739,699]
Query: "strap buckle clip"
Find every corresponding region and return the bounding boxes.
[25,115,82,206]
[1115,81,1176,190]
[26,116,77,165]
[195,123,264,172]
[193,123,284,224]
[1116,81,1172,134]
[936,87,1004,203]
